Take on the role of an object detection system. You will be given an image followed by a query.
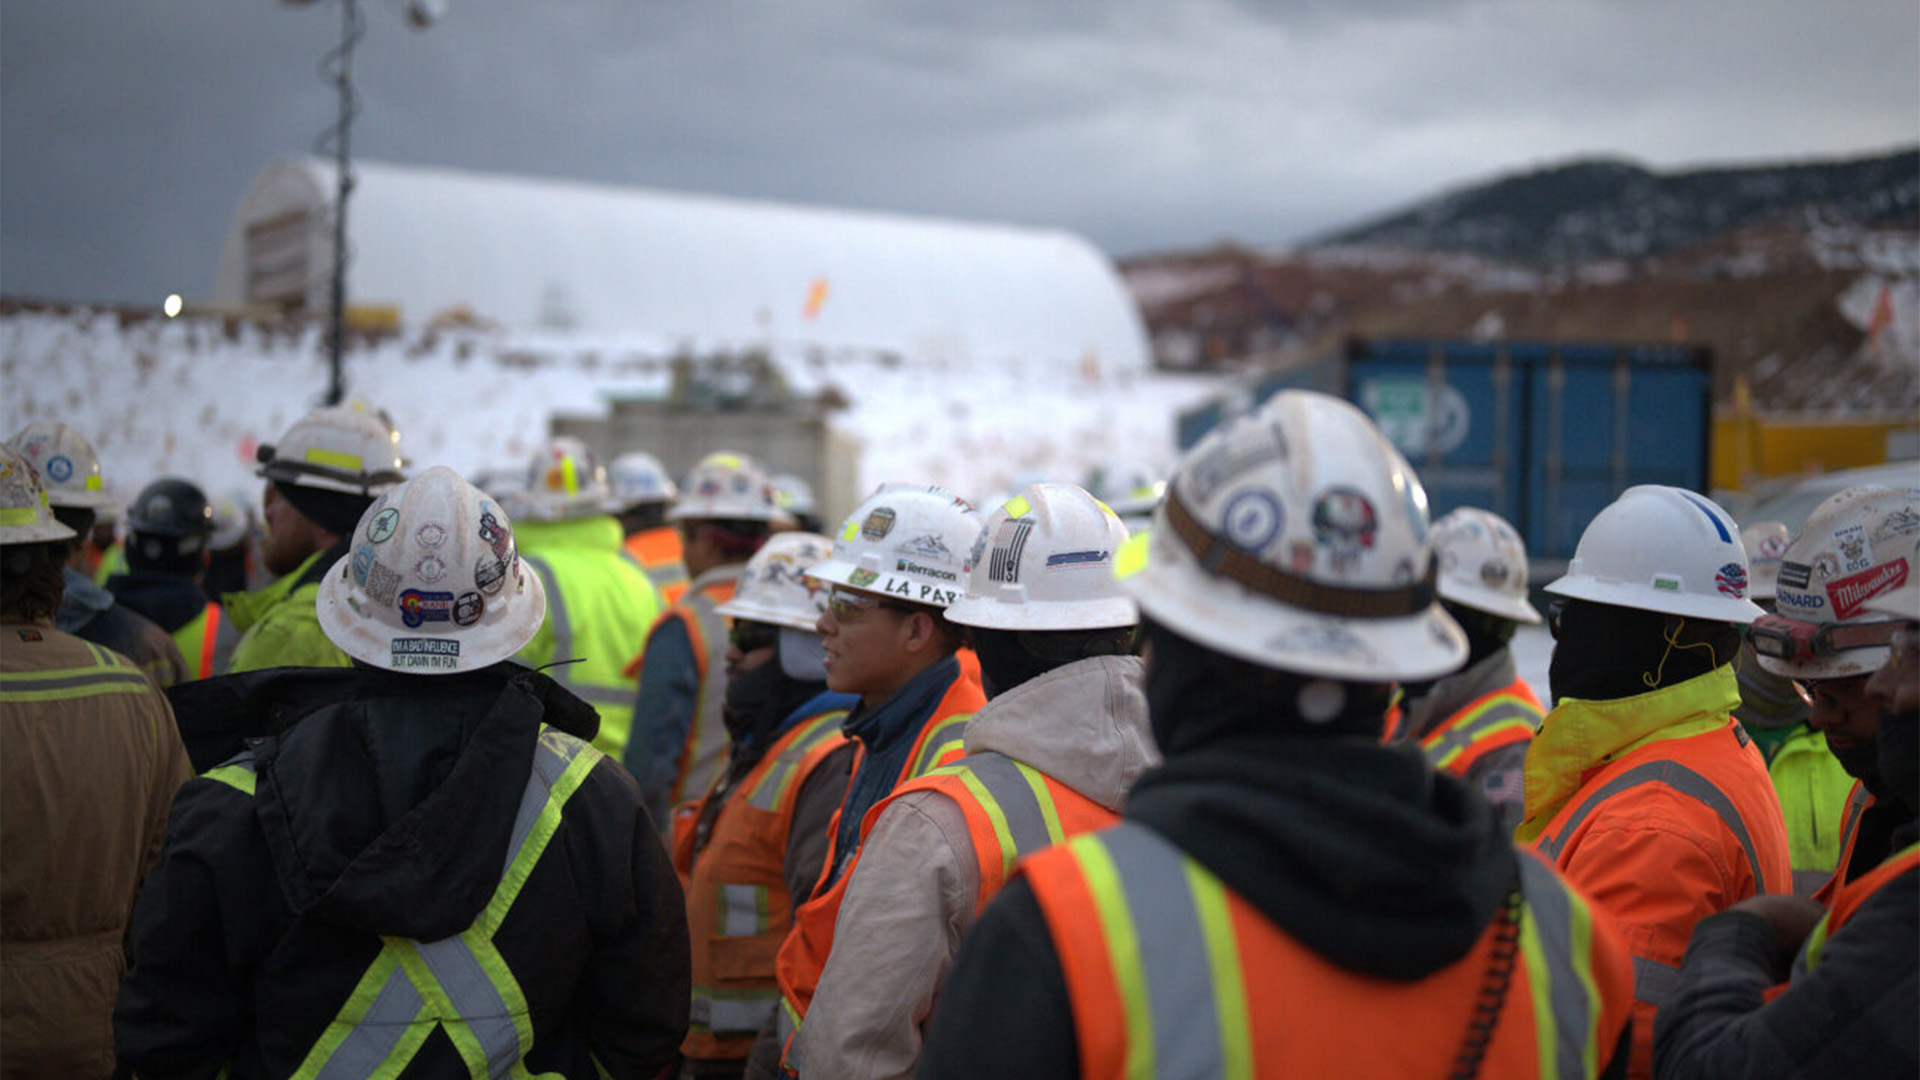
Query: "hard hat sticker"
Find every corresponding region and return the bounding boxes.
[1715,563,1748,599]
[1044,549,1112,571]
[453,592,485,627]
[351,544,377,585]
[1311,489,1378,573]
[1874,508,1920,543]
[45,455,72,483]
[848,568,880,587]
[895,533,953,562]
[365,561,402,605]
[1828,559,1909,620]
[397,589,456,628]
[474,555,508,595]
[1836,525,1870,573]
[416,523,448,548]
[414,555,448,583]
[895,558,958,582]
[989,519,1036,583]
[367,508,399,543]
[1778,561,1813,590]
[1222,490,1282,552]
[861,508,897,541]
[391,638,460,670]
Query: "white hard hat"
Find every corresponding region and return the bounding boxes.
[1547,486,1763,623]
[1431,507,1541,624]
[257,406,407,496]
[669,451,786,523]
[771,473,818,519]
[0,445,78,545]
[805,483,983,609]
[208,492,254,551]
[1740,520,1792,602]
[1861,536,1920,623]
[7,421,115,510]
[521,437,612,522]
[1116,390,1466,682]
[946,484,1138,631]
[605,451,678,511]
[1755,486,1918,679]
[717,531,835,631]
[316,466,547,673]
[343,397,411,467]
[1087,461,1166,520]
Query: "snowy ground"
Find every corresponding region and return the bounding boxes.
[0,308,1225,517]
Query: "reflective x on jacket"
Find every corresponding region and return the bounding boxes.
[114,664,690,1080]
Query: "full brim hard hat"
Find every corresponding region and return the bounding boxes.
[1117,527,1469,683]
[803,555,963,609]
[1545,571,1765,623]
[1438,577,1543,625]
[315,546,548,673]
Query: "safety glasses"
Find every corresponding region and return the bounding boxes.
[826,586,910,622]
[728,622,779,654]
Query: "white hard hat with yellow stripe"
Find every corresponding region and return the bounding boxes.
[7,421,116,511]
[256,406,407,496]
[0,445,79,545]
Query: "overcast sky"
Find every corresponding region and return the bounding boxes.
[4,0,1916,308]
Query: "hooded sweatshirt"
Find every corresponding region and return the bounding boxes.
[114,664,690,1080]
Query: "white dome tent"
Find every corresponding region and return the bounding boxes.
[211,157,1149,372]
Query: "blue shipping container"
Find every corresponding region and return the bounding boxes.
[1175,337,1713,562]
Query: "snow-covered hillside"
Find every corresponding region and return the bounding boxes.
[0,308,1225,518]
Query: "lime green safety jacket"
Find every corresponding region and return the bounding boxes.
[224,544,352,674]
[513,515,663,761]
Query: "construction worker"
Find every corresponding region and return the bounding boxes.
[794,483,1156,1079]
[107,477,240,681]
[225,405,407,673]
[514,436,664,760]
[771,474,823,534]
[1396,506,1546,833]
[1519,484,1794,1080]
[751,484,986,1077]
[626,452,785,827]
[676,532,858,1079]
[8,421,187,688]
[1083,459,1164,535]
[201,491,260,602]
[921,391,1635,1079]
[1653,551,1917,1078]
[1735,518,1858,894]
[1750,486,1919,901]
[610,450,691,606]
[115,466,691,1078]
[86,507,126,585]
[0,445,192,1080]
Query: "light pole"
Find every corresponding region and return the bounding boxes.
[289,0,442,405]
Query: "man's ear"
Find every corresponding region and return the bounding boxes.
[900,609,940,656]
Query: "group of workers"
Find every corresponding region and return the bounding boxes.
[0,389,1912,1080]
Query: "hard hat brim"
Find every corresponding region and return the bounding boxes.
[1544,572,1766,625]
[943,593,1138,631]
[1435,580,1544,625]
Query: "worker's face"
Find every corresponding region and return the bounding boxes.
[259,485,315,577]
[1799,674,1879,758]
[816,586,920,704]
[725,621,779,680]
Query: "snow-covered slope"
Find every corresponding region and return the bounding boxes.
[0,309,1224,518]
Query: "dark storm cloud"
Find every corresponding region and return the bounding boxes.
[3,0,1915,307]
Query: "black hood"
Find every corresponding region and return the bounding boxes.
[170,663,599,940]
[1127,734,1515,980]
[107,568,207,634]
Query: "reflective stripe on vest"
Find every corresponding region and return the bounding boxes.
[199,604,225,680]
[1536,759,1768,900]
[670,581,735,808]
[517,552,636,714]
[0,641,154,703]
[232,727,604,1080]
[746,712,849,812]
[1795,841,1920,980]
[1420,690,1542,775]
[922,752,1067,884]
[685,710,848,1058]
[908,711,970,778]
[1049,824,1611,1080]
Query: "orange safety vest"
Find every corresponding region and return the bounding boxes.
[679,707,851,1063]
[1022,823,1635,1079]
[772,658,985,1067]
[1530,721,1793,1080]
[625,526,690,608]
[625,576,738,808]
[1418,677,1544,778]
[1795,840,1920,980]
[1812,781,1876,907]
